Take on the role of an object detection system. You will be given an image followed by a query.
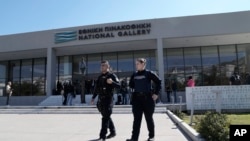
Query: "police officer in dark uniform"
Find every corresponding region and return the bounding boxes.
[127,58,161,141]
[91,60,120,141]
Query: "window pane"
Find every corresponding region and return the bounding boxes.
[102,52,118,73]
[87,54,101,75]
[21,59,32,96]
[33,58,46,96]
[10,60,20,79]
[118,51,134,77]
[184,47,202,73]
[20,79,32,96]
[0,79,6,96]
[165,48,185,91]
[21,59,32,78]
[33,58,45,77]
[59,56,72,76]
[12,78,20,96]
[166,48,184,74]
[149,51,156,71]
[237,44,250,84]
[201,46,220,85]
[219,45,237,85]
[0,61,7,78]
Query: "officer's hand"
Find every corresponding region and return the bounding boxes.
[107,78,113,84]
[152,94,158,101]
[91,99,95,105]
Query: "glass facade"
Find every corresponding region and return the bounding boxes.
[164,44,250,91]
[184,47,202,86]
[0,58,46,96]
[117,51,134,76]
[33,58,46,96]
[0,61,7,96]
[201,46,220,85]
[55,50,156,95]
[219,45,237,85]
[0,44,249,96]
[164,48,185,91]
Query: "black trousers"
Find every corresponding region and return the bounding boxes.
[167,91,171,103]
[98,97,116,139]
[62,93,67,105]
[131,93,155,140]
[6,94,11,105]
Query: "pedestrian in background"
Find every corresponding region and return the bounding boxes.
[230,71,241,85]
[245,73,250,85]
[67,81,75,106]
[120,80,129,105]
[6,81,13,106]
[56,81,63,95]
[62,81,69,106]
[171,80,177,103]
[187,76,195,87]
[166,85,172,103]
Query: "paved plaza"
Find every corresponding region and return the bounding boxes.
[0,113,190,141]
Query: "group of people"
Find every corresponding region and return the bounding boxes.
[115,80,130,105]
[165,76,195,103]
[91,58,161,141]
[57,78,131,106]
[229,71,250,85]
[165,80,178,103]
[56,80,76,106]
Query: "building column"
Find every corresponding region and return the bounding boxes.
[156,38,166,101]
[46,48,56,96]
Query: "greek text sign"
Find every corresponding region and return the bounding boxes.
[186,85,250,110]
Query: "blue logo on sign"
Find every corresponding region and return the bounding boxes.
[54,31,77,43]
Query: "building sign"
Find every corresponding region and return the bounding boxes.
[55,23,151,43]
[55,31,78,44]
[186,85,250,110]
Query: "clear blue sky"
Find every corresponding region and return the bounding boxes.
[1,0,250,35]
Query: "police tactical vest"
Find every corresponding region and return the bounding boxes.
[133,70,152,93]
[97,72,114,96]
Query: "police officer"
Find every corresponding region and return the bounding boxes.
[127,58,161,141]
[91,60,120,141]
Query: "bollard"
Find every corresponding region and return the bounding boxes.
[171,96,174,104]
[190,93,195,125]
[179,96,182,112]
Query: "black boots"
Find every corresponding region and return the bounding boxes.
[106,133,116,139]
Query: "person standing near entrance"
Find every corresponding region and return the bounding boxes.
[67,81,75,106]
[6,81,13,106]
[229,71,241,85]
[120,79,129,105]
[79,57,87,104]
[62,81,69,106]
[171,80,178,103]
[187,76,195,87]
[127,58,161,141]
[91,60,120,141]
[166,85,172,103]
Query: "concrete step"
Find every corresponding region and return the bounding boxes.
[38,95,123,106]
[0,105,167,114]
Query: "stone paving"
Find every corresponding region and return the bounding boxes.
[0,114,190,141]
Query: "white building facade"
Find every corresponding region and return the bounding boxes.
[1,11,250,105]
